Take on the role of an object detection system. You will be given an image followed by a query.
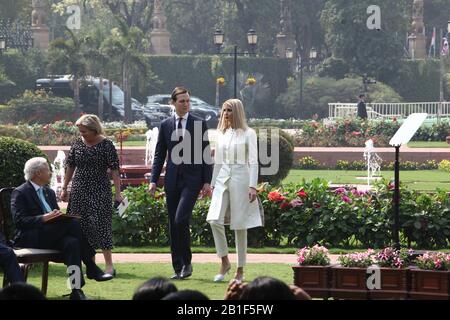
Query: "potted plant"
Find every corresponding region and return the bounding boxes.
[330,250,375,299]
[410,252,450,300]
[292,245,331,299]
[369,247,413,299]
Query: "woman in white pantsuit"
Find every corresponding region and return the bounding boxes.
[207,99,263,283]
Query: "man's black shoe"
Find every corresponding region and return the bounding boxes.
[170,273,181,280]
[180,264,193,279]
[86,265,113,282]
[70,289,87,300]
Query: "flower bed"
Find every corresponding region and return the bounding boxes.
[292,246,449,300]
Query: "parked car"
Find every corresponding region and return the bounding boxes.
[144,94,220,128]
[35,75,145,121]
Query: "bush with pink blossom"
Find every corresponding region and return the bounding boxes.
[297,245,331,266]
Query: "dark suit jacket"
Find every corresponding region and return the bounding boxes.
[10,181,59,248]
[151,114,213,191]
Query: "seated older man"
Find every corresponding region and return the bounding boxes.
[10,157,113,300]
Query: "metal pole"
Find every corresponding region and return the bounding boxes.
[299,58,303,118]
[234,45,238,99]
[393,145,401,250]
[438,28,443,124]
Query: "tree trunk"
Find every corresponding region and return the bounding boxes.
[98,74,104,120]
[108,75,113,121]
[123,58,131,124]
[73,75,80,117]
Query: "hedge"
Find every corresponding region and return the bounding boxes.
[0,137,48,189]
[113,179,450,248]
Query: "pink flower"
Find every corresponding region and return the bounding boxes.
[334,187,346,195]
[341,195,352,203]
[289,199,303,208]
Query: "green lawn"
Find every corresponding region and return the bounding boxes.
[283,169,450,191]
[407,141,450,148]
[1,263,294,300]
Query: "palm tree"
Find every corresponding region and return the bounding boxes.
[101,16,149,123]
[48,27,86,116]
[83,28,110,120]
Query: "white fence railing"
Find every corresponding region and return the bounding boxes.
[328,102,450,120]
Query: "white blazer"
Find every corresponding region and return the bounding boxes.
[206,127,263,230]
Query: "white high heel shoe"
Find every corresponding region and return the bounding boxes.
[213,265,231,282]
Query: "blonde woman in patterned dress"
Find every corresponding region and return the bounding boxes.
[61,114,123,277]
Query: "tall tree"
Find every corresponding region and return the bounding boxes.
[101,16,149,123]
[48,27,86,116]
[164,0,222,54]
[290,0,327,62]
[83,27,109,120]
[0,0,31,21]
[222,0,279,56]
[320,0,410,82]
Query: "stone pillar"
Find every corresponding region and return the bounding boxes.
[149,0,171,55]
[409,0,426,59]
[31,0,49,51]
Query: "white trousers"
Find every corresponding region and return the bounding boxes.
[208,187,247,267]
[210,223,247,268]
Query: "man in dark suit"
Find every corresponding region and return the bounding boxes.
[10,157,113,300]
[357,94,368,119]
[0,232,24,284]
[149,87,212,280]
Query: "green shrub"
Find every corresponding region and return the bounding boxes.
[0,137,48,188]
[297,156,320,169]
[0,125,27,139]
[0,90,76,125]
[438,160,450,173]
[115,179,450,248]
[112,185,169,246]
[256,128,293,185]
[420,160,438,170]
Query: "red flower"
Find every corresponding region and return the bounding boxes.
[268,191,286,202]
[280,202,291,210]
[297,190,308,198]
[388,182,395,190]
[351,131,361,136]
[313,202,321,208]
[392,117,397,122]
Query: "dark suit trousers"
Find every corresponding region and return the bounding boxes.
[165,176,201,273]
[0,243,24,284]
[36,219,96,288]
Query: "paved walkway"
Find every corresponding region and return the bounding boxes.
[95,253,340,264]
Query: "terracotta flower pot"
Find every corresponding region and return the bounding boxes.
[409,268,450,300]
[329,266,369,299]
[292,265,330,299]
[368,268,409,300]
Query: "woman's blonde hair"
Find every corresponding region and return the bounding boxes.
[217,99,248,133]
[75,114,104,135]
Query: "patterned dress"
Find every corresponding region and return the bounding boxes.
[65,137,120,250]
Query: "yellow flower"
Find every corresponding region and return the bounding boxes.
[246,76,256,86]
[216,77,225,86]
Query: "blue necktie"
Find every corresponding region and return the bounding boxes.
[37,187,52,213]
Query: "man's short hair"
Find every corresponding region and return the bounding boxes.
[23,157,49,181]
[359,94,365,99]
[171,87,190,102]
